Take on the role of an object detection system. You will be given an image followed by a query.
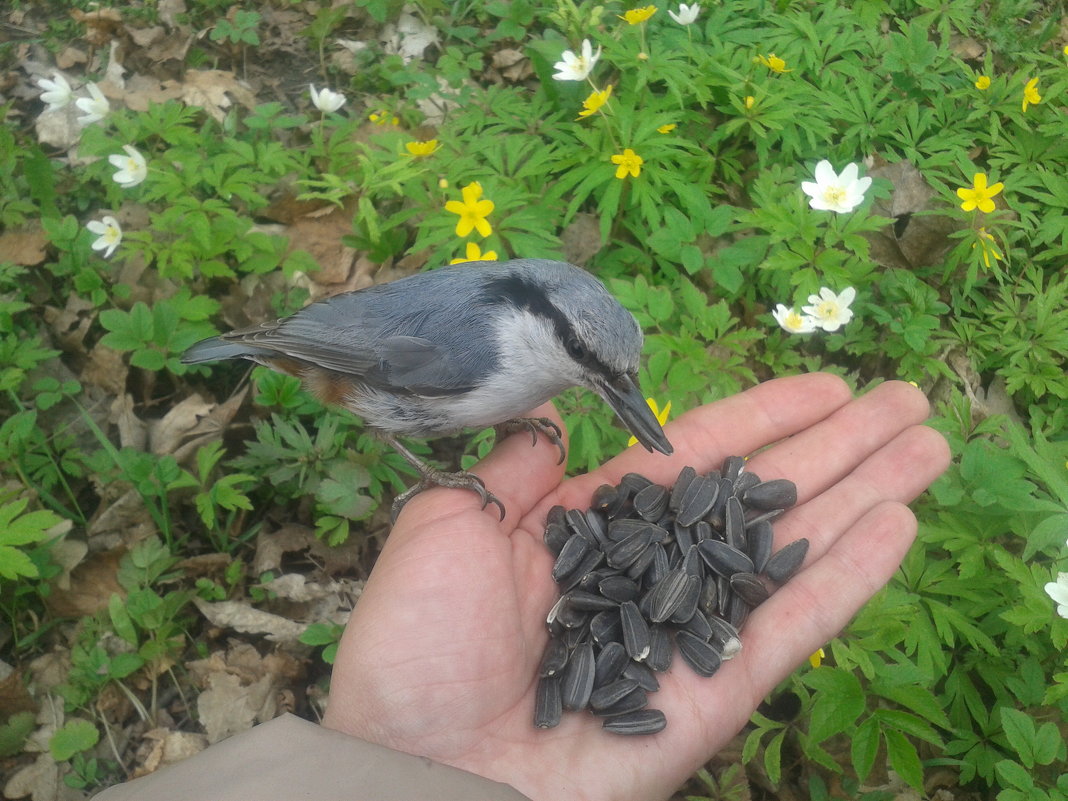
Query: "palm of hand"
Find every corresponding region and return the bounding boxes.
[323,374,950,801]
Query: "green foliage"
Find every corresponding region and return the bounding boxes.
[0,496,63,580]
[209,10,261,46]
[299,621,345,664]
[50,719,100,762]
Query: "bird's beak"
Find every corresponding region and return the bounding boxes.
[600,374,674,456]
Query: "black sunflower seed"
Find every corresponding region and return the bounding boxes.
[676,630,722,677]
[722,455,745,483]
[593,641,629,686]
[592,686,648,717]
[764,537,809,583]
[724,496,746,551]
[727,591,749,630]
[598,575,640,603]
[534,676,562,728]
[644,542,670,587]
[618,472,654,497]
[669,574,701,624]
[602,709,667,735]
[622,660,660,692]
[620,601,651,661]
[743,478,798,511]
[566,508,599,546]
[693,520,713,543]
[561,641,595,711]
[633,483,670,522]
[590,609,622,645]
[730,572,770,606]
[669,466,697,511]
[551,534,589,582]
[682,543,704,578]
[733,470,761,495]
[546,504,566,529]
[675,474,719,527]
[566,590,620,612]
[645,568,689,624]
[646,625,674,672]
[699,575,719,617]
[673,522,695,552]
[607,518,649,541]
[698,539,755,578]
[543,522,569,556]
[607,530,653,569]
[679,608,713,640]
[538,637,569,677]
[746,519,774,573]
[589,678,640,711]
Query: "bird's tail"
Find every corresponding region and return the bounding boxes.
[181,336,274,365]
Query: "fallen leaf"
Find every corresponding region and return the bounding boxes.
[0,227,48,266]
[195,671,276,743]
[180,69,257,123]
[44,548,125,618]
[82,343,128,395]
[110,393,147,451]
[71,7,124,47]
[0,662,36,717]
[2,753,59,801]
[381,11,440,63]
[192,597,307,642]
[147,393,214,456]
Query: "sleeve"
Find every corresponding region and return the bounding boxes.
[91,713,532,801]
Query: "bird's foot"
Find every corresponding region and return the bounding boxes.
[496,417,566,465]
[390,468,506,522]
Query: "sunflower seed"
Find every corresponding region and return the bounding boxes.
[620,601,651,661]
[534,676,562,728]
[675,474,719,527]
[607,530,653,569]
[724,496,746,551]
[564,590,618,612]
[699,575,719,617]
[592,484,627,519]
[722,455,745,483]
[743,478,798,511]
[561,641,595,710]
[592,686,648,717]
[566,508,598,546]
[559,549,606,592]
[602,708,667,735]
[644,542,670,587]
[543,522,569,556]
[593,641,628,686]
[764,537,809,583]
[733,470,761,494]
[584,509,609,546]
[622,660,660,692]
[625,545,656,580]
[589,678,640,711]
[619,472,654,497]
[682,543,704,578]
[633,483,669,521]
[607,518,649,541]
[546,595,567,629]
[598,575,640,603]
[669,574,701,623]
[730,572,770,606]
[706,615,740,648]
[551,534,589,582]
[668,466,697,511]
[645,567,690,624]
[539,637,569,677]
[590,609,622,645]
[646,625,674,672]
[556,599,588,629]
[698,539,755,577]
[693,520,713,543]
[546,504,566,529]
[563,623,590,648]
[746,519,774,573]
[727,591,749,629]
[679,608,713,640]
[745,507,785,528]
[676,630,722,677]
[673,522,695,552]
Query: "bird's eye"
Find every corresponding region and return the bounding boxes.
[565,338,587,361]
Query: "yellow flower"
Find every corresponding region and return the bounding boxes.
[808,648,825,668]
[620,5,657,24]
[1022,77,1041,111]
[656,123,676,133]
[972,227,1004,268]
[628,398,670,446]
[744,95,755,108]
[975,75,990,90]
[611,148,644,179]
[956,173,1004,213]
[578,85,613,119]
[445,181,494,238]
[405,139,439,157]
[369,110,399,125]
[757,53,790,73]
[450,241,498,264]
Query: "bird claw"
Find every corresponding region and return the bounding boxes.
[497,417,567,465]
[391,471,506,522]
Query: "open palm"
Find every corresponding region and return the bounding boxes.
[323,374,950,801]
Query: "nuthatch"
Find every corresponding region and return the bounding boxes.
[182,259,673,519]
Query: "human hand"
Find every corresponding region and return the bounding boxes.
[322,374,951,801]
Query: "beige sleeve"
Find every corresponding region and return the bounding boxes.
[91,713,532,801]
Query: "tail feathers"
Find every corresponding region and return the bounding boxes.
[181,337,274,365]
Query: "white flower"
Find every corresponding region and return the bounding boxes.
[309,84,346,113]
[1045,573,1068,619]
[668,3,700,24]
[801,160,872,213]
[802,287,856,332]
[772,304,817,334]
[109,145,147,188]
[37,72,73,111]
[87,215,122,258]
[552,39,601,82]
[74,83,109,125]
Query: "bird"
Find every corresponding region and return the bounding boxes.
[181,258,673,520]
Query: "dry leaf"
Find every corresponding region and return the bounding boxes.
[135,728,208,776]
[195,671,277,743]
[147,393,214,456]
[180,69,257,123]
[157,0,187,28]
[71,7,124,47]
[2,753,60,801]
[44,548,125,618]
[122,74,186,111]
[381,11,440,63]
[0,227,48,266]
[0,662,36,717]
[82,343,128,395]
[192,597,307,641]
[110,393,147,451]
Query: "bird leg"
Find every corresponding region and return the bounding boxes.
[495,417,567,465]
[384,436,506,522]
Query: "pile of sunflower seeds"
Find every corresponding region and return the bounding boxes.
[535,457,808,735]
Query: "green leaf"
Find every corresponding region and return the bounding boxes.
[883,728,923,791]
[803,667,865,743]
[764,729,785,786]
[1000,707,1038,767]
[0,711,35,758]
[994,759,1035,791]
[109,593,139,645]
[50,719,100,761]
[1032,721,1062,766]
[851,716,880,781]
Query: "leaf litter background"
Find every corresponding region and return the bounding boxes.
[0,1,1020,799]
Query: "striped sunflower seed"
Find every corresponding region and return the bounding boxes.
[589,678,640,711]
[674,474,719,527]
[633,483,670,522]
[746,519,774,573]
[551,534,589,582]
[534,675,562,728]
[676,630,722,677]
[592,686,648,717]
[539,637,569,677]
[598,575,640,603]
[543,522,569,556]
[733,470,761,494]
[590,609,622,645]
[561,641,595,710]
[645,568,690,624]
[722,455,745,483]
[622,660,660,692]
[669,466,697,511]
[645,625,674,672]
[607,530,653,569]
[698,539,755,578]
[742,478,798,511]
[724,496,746,551]
[620,600,651,661]
[730,572,770,606]
[566,590,620,612]
[602,709,667,735]
[593,641,629,686]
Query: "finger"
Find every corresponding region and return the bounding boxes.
[773,423,950,561]
[550,372,854,511]
[745,380,933,503]
[396,402,568,531]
